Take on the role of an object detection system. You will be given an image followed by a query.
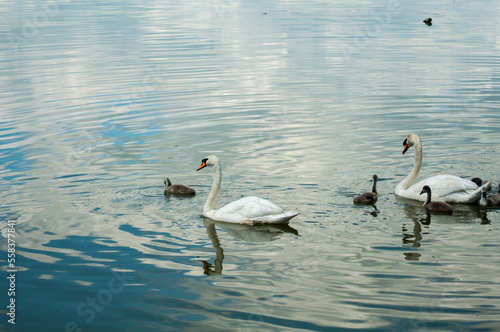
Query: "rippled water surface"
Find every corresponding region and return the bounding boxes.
[2,1,500,331]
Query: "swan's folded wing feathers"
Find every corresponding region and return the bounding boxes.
[424,175,476,196]
[214,196,285,221]
[408,175,472,196]
[252,210,300,224]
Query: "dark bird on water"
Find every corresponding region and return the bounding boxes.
[164,177,196,195]
[479,187,500,207]
[419,185,453,214]
[354,174,378,204]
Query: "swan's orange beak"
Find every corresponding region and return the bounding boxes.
[197,160,206,171]
[402,138,409,154]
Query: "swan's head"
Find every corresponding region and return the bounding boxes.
[419,185,431,195]
[402,133,419,154]
[197,155,219,171]
[372,174,378,182]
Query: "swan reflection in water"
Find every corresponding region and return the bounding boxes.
[400,201,429,261]
[397,196,491,261]
[200,217,299,275]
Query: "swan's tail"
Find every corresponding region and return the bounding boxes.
[252,210,300,224]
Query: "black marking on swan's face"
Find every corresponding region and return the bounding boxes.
[402,138,410,154]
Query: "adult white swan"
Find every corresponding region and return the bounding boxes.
[395,134,488,203]
[196,155,299,224]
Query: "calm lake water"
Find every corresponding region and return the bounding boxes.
[1,0,500,331]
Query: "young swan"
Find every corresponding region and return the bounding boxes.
[479,187,500,207]
[354,174,378,204]
[419,185,453,214]
[164,177,196,195]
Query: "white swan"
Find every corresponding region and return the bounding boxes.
[196,155,299,224]
[395,134,488,203]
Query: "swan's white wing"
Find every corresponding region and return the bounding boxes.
[404,175,483,203]
[212,196,299,224]
[215,196,283,220]
[252,210,300,224]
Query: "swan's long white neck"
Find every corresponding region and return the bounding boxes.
[397,136,422,192]
[204,161,222,214]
